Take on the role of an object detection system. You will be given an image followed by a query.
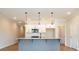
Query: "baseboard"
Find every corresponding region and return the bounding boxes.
[0,40,17,49]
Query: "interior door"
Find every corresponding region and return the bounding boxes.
[58,25,65,44]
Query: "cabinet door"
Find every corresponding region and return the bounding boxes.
[32,39,47,51]
[19,39,32,51]
[47,40,60,51]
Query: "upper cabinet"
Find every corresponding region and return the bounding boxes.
[25,24,57,33]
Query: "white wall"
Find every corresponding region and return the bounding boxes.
[0,15,18,49]
[65,14,79,50]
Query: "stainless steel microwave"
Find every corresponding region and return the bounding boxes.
[32,29,39,33]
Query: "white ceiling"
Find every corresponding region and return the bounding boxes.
[0,8,78,22]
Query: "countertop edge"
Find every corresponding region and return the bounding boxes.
[17,38,60,40]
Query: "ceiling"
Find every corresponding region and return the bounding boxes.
[0,8,78,22]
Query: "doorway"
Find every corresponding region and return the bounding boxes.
[58,25,65,44]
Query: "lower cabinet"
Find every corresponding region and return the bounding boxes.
[18,39,60,51]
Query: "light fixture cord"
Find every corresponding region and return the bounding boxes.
[38,12,40,25]
[25,12,27,24]
[51,12,53,24]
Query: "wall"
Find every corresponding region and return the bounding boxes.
[27,18,52,25]
[65,14,79,50]
[0,15,18,49]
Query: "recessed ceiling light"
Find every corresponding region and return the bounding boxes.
[67,11,71,15]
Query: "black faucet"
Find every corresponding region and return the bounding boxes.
[40,33,41,39]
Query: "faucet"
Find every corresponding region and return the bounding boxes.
[40,33,41,39]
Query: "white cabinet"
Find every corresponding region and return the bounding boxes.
[25,25,46,33]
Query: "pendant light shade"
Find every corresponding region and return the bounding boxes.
[51,12,54,24]
[51,12,53,14]
[38,12,40,25]
[25,12,28,24]
[38,12,40,14]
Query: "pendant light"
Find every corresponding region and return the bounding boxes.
[38,12,41,38]
[51,12,53,24]
[25,12,28,24]
[38,12,40,25]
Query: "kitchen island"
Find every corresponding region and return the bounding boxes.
[18,38,60,51]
